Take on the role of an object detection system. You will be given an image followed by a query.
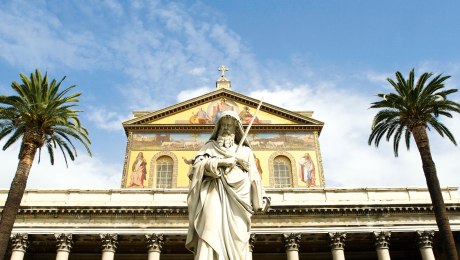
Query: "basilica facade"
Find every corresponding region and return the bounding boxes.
[2,71,460,260]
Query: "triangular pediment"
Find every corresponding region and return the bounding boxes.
[122,88,323,133]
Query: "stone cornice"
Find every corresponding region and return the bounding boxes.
[121,88,324,136]
[123,124,322,133]
[17,206,188,215]
[13,203,460,216]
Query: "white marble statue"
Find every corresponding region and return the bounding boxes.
[186,110,269,260]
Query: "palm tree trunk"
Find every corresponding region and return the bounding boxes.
[0,141,37,259]
[412,125,458,260]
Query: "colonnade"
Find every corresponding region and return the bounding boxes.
[9,231,437,260]
[9,233,164,260]
[275,231,436,260]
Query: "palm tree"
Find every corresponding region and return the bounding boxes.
[0,69,91,258]
[369,69,460,260]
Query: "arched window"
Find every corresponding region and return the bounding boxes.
[273,156,292,188]
[156,156,173,188]
[148,152,179,188]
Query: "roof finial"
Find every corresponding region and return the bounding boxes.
[218,65,228,77]
[216,65,231,90]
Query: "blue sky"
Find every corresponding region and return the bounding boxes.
[1,0,459,190]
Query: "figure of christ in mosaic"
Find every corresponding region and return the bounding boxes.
[212,98,234,123]
[186,111,269,260]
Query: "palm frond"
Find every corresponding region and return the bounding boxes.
[46,142,55,165]
[369,68,460,156]
[0,125,14,141]
[1,69,92,166]
[53,130,78,157]
[392,125,405,157]
[414,72,431,95]
[404,128,411,151]
[2,127,24,150]
[428,119,457,145]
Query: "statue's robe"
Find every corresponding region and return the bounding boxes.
[185,140,264,260]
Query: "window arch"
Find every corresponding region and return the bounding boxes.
[268,152,298,188]
[156,156,173,188]
[149,152,178,188]
[273,156,291,187]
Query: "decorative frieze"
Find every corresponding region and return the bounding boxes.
[16,205,441,217]
[100,233,118,252]
[329,232,346,250]
[146,233,164,252]
[417,231,434,248]
[283,233,301,251]
[10,233,29,251]
[374,231,391,249]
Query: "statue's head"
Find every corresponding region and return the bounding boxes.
[209,110,250,147]
[218,115,237,137]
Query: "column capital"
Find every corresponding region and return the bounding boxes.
[249,233,256,252]
[283,233,301,251]
[329,232,346,250]
[145,233,164,253]
[55,233,74,252]
[417,230,435,249]
[100,233,118,252]
[374,231,391,249]
[10,233,29,252]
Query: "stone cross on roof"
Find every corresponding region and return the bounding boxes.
[216,65,231,89]
[218,65,228,77]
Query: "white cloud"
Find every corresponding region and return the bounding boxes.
[103,0,124,16]
[365,70,390,84]
[210,24,242,57]
[189,67,207,76]
[103,2,260,109]
[0,1,259,109]
[0,2,109,71]
[86,107,130,131]
[248,77,460,189]
[177,87,214,103]
[0,142,120,189]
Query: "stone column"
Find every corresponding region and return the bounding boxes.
[100,234,118,260]
[417,231,435,260]
[283,233,301,260]
[374,231,391,260]
[146,234,164,260]
[10,233,28,260]
[248,233,256,260]
[329,232,346,260]
[55,233,73,260]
